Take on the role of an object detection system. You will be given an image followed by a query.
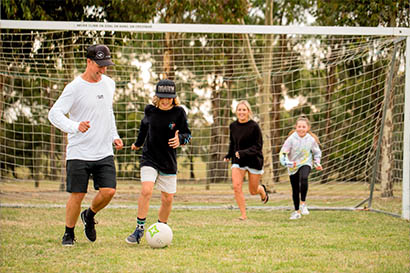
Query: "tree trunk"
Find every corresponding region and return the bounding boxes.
[320,40,337,184]
[0,75,3,122]
[379,10,399,197]
[208,87,221,185]
[206,42,233,188]
[239,0,275,191]
[271,34,286,186]
[59,42,75,191]
[380,104,394,197]
[49,82,57,180]
[163,6,175,80]
[0,74,4,180]
[380,58,399,197]
[271,74,282,186]
[163,31,175,80]
[259,74,274,189]
[189,145,195,179]
[207,79,230,185]
[34,147,41,187]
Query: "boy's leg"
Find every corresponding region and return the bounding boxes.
[137,181,155,218]
[158,192,174,223]
[125,182,154,244]
[126,166,157,245]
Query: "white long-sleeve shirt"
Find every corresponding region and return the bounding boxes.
[48,74,120,161]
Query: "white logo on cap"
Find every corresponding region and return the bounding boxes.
[158,85,175,93]
[96,51,105,59]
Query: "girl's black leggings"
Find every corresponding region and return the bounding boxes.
[289,165,311,211]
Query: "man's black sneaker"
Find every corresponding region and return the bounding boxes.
[125,226,144,244]
[62,232,75,246]
[81,209,97,242]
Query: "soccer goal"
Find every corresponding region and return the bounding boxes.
[0,20,409,219]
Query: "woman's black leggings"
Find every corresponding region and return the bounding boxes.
[289,165,311,211]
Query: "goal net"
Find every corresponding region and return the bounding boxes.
[0,21,408,218]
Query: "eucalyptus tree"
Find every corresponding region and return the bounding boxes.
[310,0,409,194]
[0,1,157,182]
[240,0,312,190]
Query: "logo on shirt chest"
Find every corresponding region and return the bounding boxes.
[169,122,176,130]
[97,94,104,100]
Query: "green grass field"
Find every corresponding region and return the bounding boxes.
[1,181,409,272]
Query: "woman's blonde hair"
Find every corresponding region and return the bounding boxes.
[288,115,320,144]
[235,100,253,119]
[152,95,180,108]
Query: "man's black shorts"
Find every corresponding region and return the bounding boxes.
[66,156,116,193]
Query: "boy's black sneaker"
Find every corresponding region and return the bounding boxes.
[81,209,97,242]
[62,232,75,246]
[125,226,144,244]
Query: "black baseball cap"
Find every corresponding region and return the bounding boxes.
[155,79,176,98]
[86,44,115,66]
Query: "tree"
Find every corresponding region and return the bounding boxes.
[240,0,312,191]
[311,0,409,195]
[1,0,158,182]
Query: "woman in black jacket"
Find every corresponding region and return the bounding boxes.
[224,100,268,220]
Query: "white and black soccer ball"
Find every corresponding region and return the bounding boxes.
[145,223,173,248]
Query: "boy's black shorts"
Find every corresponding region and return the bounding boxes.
[66,156,116,193]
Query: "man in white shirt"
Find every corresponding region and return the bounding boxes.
[48,44,123,246]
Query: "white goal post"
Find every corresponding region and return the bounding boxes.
[403,38,410,220]
[0,20,409,220]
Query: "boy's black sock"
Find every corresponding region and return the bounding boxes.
[86,207,96,219]
[65,226,75,236]
[137,217,146,229]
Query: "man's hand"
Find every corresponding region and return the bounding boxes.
[113,139,123,150]
[168,130,180,149]
[78,121,90,133]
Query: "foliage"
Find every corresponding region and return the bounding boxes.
[311,0,410,27]
[0,1,407,185]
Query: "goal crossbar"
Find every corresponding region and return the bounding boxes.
[1,19,410,36]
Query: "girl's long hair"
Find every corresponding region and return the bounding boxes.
[152,95,180,108]
[288,115,321,145]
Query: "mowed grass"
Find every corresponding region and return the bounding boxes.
[1,207,409,273]
[0,180,402,214]
[0,181,409,272]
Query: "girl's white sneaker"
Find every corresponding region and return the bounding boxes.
[289,211,301,220]
[301,204,309,215]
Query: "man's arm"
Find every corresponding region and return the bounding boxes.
[48,86,80,134]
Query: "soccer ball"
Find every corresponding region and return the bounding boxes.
[145,223,173,248]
